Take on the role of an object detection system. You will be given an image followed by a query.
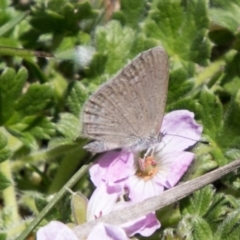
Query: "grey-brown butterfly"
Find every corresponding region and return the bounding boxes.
[81,46,169,153]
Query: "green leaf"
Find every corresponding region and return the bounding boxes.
[48,137,76,149]
[144,0,211,65]
[57,113,80,139]
[35,195,71,222]
[0,232,7,240]
[214,210,240,240]
[95,21,136,74]
[83,52,108,79]
[48,144,88,194]
[0,128,8,149]
[82,21,141,94]
[0,128,12,163]
[197,87,223,139]
[0,11,28,36]
[204,193,227,228]
[112,0,145,28]
[0,37,20,49]
[7,128,38,150]
[167,60,195,105]
[71,192,88,224]
[24,59,49,84]
[15,83,53,115]
[0,67,27,125]
[10,116,56,140]
[219,90,240,148]
[66,81,89,117]
[30,8,65,35]
[209,2,240,50]
[0,148,11,163]
[0,0,8,26]
[57,195,72,222]
[190,185,215,216]
[221,52,240,92]
[184,151,218,179]
[0,171,11,190]
[15,141,81,166]
[210,3,240,33]
[69,1,98,22]
[181,185,215,216]
[35,196,58,220]
[225,195,240,209]
[197,87,227,165]
[30,1,97,35]
[192,216,213,239]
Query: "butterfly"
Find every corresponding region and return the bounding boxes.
[80,47,169,153]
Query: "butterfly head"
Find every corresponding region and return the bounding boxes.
[130,132,163,153]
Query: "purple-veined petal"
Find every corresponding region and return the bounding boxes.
[90,151,134,187]
[126,175,164,202]
[122,213,160,237]
[165,151,194,188]
[160,110,202,152]
[87,183,122,221]
[36,221,78,240]
[153,151,194,187]
[88,223,129,240]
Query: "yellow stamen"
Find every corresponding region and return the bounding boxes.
[136,156,159,181]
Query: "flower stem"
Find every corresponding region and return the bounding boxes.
[1,159,20,225]
[15,162,93,240]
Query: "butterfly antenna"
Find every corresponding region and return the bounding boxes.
[165,133,209,145]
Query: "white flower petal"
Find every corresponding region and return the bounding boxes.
[88,223,129,240]
[126,175,164,202]
[37,221,78,240]
[87,184,122,221]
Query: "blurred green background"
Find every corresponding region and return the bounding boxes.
[1,0,240,239]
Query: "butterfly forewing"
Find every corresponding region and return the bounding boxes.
[81,46,169,152]
[149,47,169,133]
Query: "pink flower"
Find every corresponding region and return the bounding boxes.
[87,183,122,221]
[121,212,160,237]
[36,221,78,240]
[90,110,202,202]
[37,220,130,240]
[89,151,134,187]
[37,110,202,240]
[87,183,160,237]
[87,109,202,238]
[88,223,129,240]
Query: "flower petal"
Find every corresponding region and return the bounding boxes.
[153,151,194,188]
[160,110,202,152]
[126,175,164,202]
[87,183,122,221]
[90,151,134,186]
[154,151,176,181]
[36,221,78,240]
[88,223,129,240]
[122,213,160,237]
[165,151,194,188]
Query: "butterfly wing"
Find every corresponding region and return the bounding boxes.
[81,47,169,152]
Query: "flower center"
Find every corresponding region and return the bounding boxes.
[136,156,159,181]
